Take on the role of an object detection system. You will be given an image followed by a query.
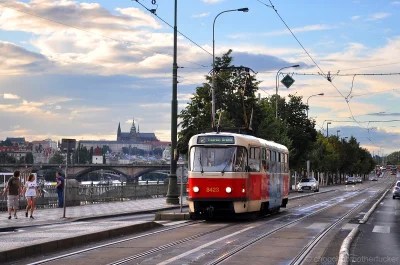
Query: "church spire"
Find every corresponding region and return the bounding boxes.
[117,122,121,135]
[130,117,136,133]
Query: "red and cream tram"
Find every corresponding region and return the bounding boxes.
[187,132,290,219]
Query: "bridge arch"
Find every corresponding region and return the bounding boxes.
[130,168,170,180]
[73,167,128,180]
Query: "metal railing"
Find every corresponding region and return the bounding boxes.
[0,183,188,211]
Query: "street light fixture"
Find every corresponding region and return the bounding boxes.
[212,7,249,126]
[276,65,299,118]
[306,93,324,118]
[326,122,331,138]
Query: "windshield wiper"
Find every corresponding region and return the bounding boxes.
[199,153,204,174]
[222,148,235,174]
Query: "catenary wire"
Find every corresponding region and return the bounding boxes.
[134,0,213,57]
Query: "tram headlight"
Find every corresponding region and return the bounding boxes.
[242,188,245,193]
[226,187,232,193]
[193,186,200,193]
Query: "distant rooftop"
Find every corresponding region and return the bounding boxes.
[6,137,26,143]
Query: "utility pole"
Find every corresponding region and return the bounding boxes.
[166,0,179,205]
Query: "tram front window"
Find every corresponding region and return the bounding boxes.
[190,146,247,172]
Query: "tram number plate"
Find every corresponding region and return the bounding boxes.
[206,187,220,192]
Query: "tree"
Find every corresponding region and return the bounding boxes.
[49,152,64,164]
[25,152,34,164]
[102,145,111,154]
[178,50,264,154]
[0,152,16,163]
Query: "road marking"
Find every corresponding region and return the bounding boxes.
[372,225,390,233]
[156,226,254,265]
[342,223,359,230]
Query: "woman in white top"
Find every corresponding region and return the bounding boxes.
[21,174,39,219]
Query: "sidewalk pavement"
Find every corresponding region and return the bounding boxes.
[0,197,188,231]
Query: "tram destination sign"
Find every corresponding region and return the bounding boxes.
[197,136,235,144]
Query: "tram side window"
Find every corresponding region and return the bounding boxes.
[278,152,282,173]
[234,147,247,172]
[284,154,289,173]
[248,147,261,172]
[270,151,276,173]
[261,148,269,172]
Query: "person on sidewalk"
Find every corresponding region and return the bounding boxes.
[56,172,65,208]
[1,170,22,219]
[21,174,39,219]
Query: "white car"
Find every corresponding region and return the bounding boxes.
[297,178,319,192]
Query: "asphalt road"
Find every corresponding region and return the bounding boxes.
[348,173,400,265]
[9,174,393,265]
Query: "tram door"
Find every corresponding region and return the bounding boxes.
[269,151,279,208]
[276,152,282,203]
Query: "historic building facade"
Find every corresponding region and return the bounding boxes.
[117,119,159,143]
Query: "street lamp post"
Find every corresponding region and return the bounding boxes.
[212,7,249,126]
[276,65,299,118]
[326,122,331,138]
[337,130,340,138]
[166,0,179,205]
[306,93,324,117]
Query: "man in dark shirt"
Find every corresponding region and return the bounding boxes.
[56,172,65,208]
[2,171,21,219]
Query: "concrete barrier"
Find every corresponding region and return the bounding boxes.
[154,212,190,221]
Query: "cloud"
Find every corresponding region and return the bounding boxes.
[230,24,336,39]
[365,13,391,21]
[3,93,20,99]
[0,41,53,75]
[202,0,224,3]
[351,16,361,20]
[391,1,400,5]
[192,12,210,18]
[366,112,400,117]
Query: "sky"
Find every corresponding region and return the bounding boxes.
[0,0,399,155]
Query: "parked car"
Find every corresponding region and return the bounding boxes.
[345,177,357,185]
[393,181,400,199]
[356,177,363,183]
[296,178,319,192]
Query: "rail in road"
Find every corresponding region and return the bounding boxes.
[14,174,394,265]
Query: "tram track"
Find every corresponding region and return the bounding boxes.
[103,181,387,265]
[26,220,205,265]
[205,177,393,265]
[24,176,389,265]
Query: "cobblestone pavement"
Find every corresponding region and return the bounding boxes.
[0,197,187,230]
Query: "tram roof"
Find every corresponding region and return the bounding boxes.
[189,132,288,153]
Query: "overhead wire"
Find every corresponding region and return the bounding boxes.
[256,0,327,78]
[133,0,213,57]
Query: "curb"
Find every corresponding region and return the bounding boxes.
[337,227,359,265]
[0,221,162,263]
[359,180,396,224]
[0,204,188,232]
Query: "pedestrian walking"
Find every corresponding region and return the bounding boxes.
[56,172,65,208]
[1,170,22,219]
[22,174,39,219]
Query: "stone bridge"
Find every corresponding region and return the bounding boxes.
[0,164,171,180]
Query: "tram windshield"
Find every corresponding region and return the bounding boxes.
[190,146,247,172]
